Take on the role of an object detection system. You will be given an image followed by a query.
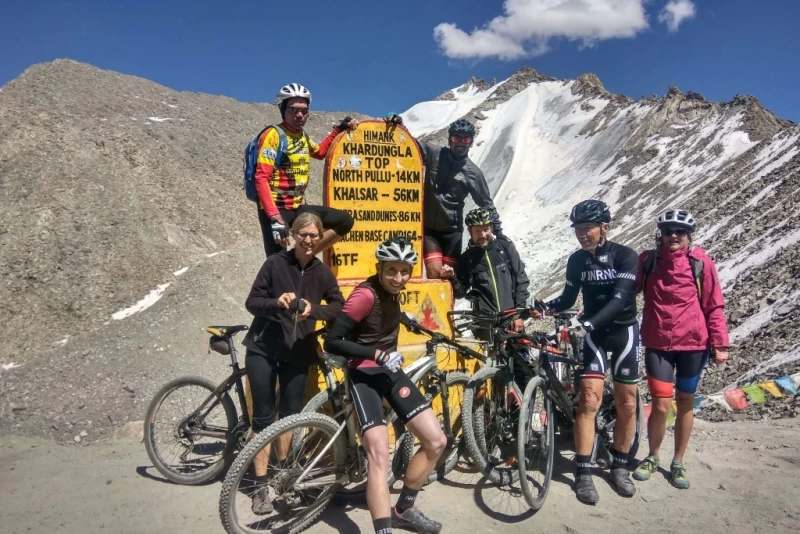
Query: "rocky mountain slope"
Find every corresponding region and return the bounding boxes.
[0,60,361,441]
[2,60,798,442]
[402,68,800,397]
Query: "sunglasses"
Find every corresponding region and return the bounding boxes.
[661,227,689,236]
[450,135,473,145]
[286,106,309,116]
[294,231,320,241]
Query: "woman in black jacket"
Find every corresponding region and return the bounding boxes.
[242,212,344,515]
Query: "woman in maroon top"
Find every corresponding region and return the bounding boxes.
[325,236,446,534]
[633,210,730,490]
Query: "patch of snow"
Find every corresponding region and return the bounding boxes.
[148,117,172,122]
[717,226,800,288]
[746,180,783,207]
[163,102,178,108]
[1,362,20,372]
[111,283,171,321]
[130,117,137,121]
[401,80,504,137]
[729,344,800,387]
[205,251,225,258]
[173,267,189,277]
[56,337,69,346]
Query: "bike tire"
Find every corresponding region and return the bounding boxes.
[462,366,523,486]
[301,387,407,498]
[517,377,554,511]
[144,375,237,485]
[396,371,470,485]
[219,412,344,534]
[628,389,645,465]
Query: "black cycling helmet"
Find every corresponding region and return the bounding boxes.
[448,119,475,137]
[570,199,611,227]
[465,208,493,227]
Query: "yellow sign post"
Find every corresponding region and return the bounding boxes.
[324,120,425,281]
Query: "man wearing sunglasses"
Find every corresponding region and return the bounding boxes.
[533,199,641,505]
[254,83,357,258]
[386,115,505,279]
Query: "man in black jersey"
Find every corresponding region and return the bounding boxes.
[534,199,640,504]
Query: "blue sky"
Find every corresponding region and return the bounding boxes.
[2,0,799,122]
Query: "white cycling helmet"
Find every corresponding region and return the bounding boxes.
[657,209,696,232]
[375,236,418,265]
[276,83,312,104]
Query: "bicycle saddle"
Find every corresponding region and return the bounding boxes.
[205,325,249,338]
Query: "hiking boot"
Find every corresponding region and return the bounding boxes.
[251,485,273,515]
[391,506,442,533]
[574,473,599,505]
[669,461,690,489]
[609,467,636,498]
[633,455,659,481]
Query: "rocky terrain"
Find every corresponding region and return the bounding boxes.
[1,59,798,443]
[0,60,363,442]
[403,69,800,411]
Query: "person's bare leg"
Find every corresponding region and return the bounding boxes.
[612,382,638,453]
[362,426,392,523]
[425,260,443,279]
[402,410,447,489]
[646,397,672,458]
[673,391,695,464]
[574,379,604,455]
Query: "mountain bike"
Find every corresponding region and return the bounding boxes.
[516,307,645,511]
[144,325,252,485]
[395,311,486,484]
[218,323,485,534]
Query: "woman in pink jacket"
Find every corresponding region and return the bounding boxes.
[633,209,730,490]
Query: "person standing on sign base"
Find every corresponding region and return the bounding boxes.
[385,114,506,280]
[254,83,357,258]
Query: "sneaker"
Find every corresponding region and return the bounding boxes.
[609,467,636,498]
[633,455,659,481]
[669,461,690,489]
[251,485,273,515]
[574,473,599,505]
[391,506,442,533]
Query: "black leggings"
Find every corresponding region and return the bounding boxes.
[258,206,355,258]
[245,351,309,432]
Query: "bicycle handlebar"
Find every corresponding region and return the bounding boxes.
[401,312,486,362]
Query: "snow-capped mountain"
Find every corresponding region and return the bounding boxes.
[401,68,800,392]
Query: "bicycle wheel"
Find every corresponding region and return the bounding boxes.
[517,377,554,511]
[219,412,345,534]
[462,366,523,486]
[396,371,470,485]
[144,375,237,485]
[301,387,407,497]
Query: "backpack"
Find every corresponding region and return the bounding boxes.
[243,125,287,203]
[642,246,704,300]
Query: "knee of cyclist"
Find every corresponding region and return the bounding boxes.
[616,392,637,417]
[651,398,671,415]
[579,389,602,414]
[422,430,447,457]
[339,213,355,234]
[675,391,695,410]
[365,446,390,472]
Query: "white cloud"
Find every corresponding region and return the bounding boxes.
[659,0,697,32]
[434,0,650,60]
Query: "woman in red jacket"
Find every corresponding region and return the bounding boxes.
[633,209,729,490]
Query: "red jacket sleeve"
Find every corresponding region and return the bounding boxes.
[255,128,281,218]
[700,255,730,349]
[311,128,343,160]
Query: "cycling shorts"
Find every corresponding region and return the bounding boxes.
[423,228,462,268]
[580,323,641,384]
[645,349,709,397]
[349,367,429,434]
